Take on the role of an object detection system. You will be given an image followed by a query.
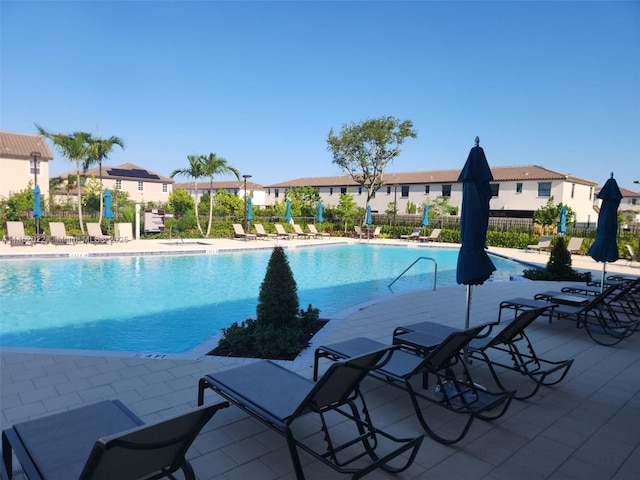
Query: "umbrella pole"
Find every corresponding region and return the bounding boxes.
[465,285,472,329]
[601,263,607,293]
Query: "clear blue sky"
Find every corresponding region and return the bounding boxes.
[2,1,639,190]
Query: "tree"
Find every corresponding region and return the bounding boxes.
[171,155,205,236]
[533,197,575,234]
[286,186,320,217]
[334,191,358,233]
[200,153,240,237]
[213,189,243,217]
[257,246,299,328]
[84,133,125,223]
[167,187,195,217]
[37,126,92,234]
[327,116,417,224]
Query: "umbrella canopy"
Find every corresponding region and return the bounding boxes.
[246,196,253,221]
[588,174,622,263]
[33,185,42,219]
[285,198,292,222]
[421,204,429,226]
[558,205,567,234]
[456,139,497,288]
[103,189,114,219]
[365,205,372,225]
[317,201,324,223]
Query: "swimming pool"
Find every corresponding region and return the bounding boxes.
[0,244,525,353]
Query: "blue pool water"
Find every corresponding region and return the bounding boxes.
[0,245,525,353]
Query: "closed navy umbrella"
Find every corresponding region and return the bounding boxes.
[33,184,42,235]
[456,137,497,329]
[588,173,622,291]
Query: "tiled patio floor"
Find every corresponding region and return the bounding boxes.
[1,239,639,479]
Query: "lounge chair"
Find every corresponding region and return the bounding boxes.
[114,222,133,242]
[274,223,293,239]
[566,237,584,254]
[232,223,257,240]
[393,307,574,400]
[371,226,381,238]
[307,223,329,238]
[6,221,34,246]
[419,228,441,242]
[48,222,76,245]
[626,244,638,266]
[1,399,229,480]
[86,222,112,244]
[401,227,421,241]
[291,223,311,239]
[314,324,514,444]
[526,235,552,252]
[533,283,638,346]
[253,223,276,239]
[354,225,363,238]
[198,349,423,479]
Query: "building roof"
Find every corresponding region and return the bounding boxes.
[0,131,54,160]
[176,180,264,190]
[56,162,174,183]
[597,186,640,198]
[266,165,598,188]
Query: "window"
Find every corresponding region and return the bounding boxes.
[267,188,271,195]
[115,179,122,190]
[490,184,499,197]
[329,187,333,196]
[516,182,522,193]
[162,183,167,193]
[571,183,575,199]
[358,187,362,195]
[632,198,638,205]
[386,186,391,195]
[442,184,451,197]
[29,159,40,175]
[275,188,280,198]
[401,186,409,198]
[341,187,347,194]
[424,185,430,194]
[589,187,593,201]
[137,181,144,191]
[537,182,551,197]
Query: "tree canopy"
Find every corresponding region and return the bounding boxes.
[327,116,417,223]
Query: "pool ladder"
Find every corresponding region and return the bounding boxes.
[169,226,184,243]
[388,256,438,290]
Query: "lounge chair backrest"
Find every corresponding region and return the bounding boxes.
[292,224,304,234]
[416,324,487,373]
[233,223,245,235]
[539,236,552,246]
[7,221,26,236]
[49,222,66,237]
[373,226,381,236]
[81,403,227,479]
[626,244,637,261]
[429,228,441,238]
[354,225,362,235]
[582,283,622,313]
[293,347,394,419]
[566,237,583,252]
[114,223,133,241]
[86,223,105,236]
[308,224,319,234]
[275,223,288,235]
[490,307,547,346]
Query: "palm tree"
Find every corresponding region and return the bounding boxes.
[37,125,92,234]
[200,153,240,237]
[171,155,205,236]
[85,134,125,223]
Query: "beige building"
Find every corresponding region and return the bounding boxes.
[54,163,174,205]
[267,165,600,224]
[176,179,267,207]
[0,131,54,201]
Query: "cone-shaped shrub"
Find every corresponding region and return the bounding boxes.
[257,246,299,327]
[546,237,573,279]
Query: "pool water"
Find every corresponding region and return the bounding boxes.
[0,245,525,353]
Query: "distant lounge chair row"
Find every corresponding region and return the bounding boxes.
[233,223,332,241]
[400,227,441,242]
[3,221,132,246]
[354,225,381,238]
[526,236,585,254]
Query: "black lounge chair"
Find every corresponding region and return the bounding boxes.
[533,283,637,346]
[314,325,514,445]
[198,349,423,479]
[1,399,228,480]
[395,307,574,400]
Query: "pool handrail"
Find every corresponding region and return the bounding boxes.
[389,256,438,290]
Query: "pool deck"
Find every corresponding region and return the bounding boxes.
[1,238,639,479]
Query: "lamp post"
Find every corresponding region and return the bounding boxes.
[30,151,41,186]
[243,174,252,231]
[393,184,398,238]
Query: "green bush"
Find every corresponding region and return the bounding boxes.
[523,237,592,281]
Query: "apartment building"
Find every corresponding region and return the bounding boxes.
[0,131,54,200]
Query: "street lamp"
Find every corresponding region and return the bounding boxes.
[30,151,41,186]
[243,174,252,231]
[393,184,398,238]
